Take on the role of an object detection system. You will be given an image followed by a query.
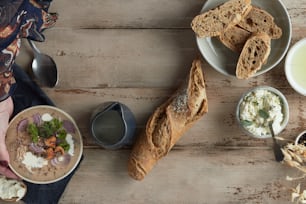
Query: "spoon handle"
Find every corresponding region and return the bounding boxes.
[269,123,284,162]
[28,39,41,55]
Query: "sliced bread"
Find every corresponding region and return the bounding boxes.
[0,176,27,202]
[219,25,252,52]
[237,6,282,39]
[236,32,271,79]
[191,0,252,38]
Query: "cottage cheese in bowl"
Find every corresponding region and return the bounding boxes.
[236,86,289,138]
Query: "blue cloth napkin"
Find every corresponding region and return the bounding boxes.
[11,64,83,204]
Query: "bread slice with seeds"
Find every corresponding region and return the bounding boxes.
[191,0,252,38]
[236,32,271,79]
[219,25,252,52]
[237,6,282,39]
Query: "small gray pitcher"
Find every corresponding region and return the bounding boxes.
[90,101,136,150]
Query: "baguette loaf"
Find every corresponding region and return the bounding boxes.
[236,32,271,79]
[191,0,252,38]
[237,6,282,39]
[219,25,251,52]
[127,59,208,180]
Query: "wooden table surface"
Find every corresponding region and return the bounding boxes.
[11,0,306,203]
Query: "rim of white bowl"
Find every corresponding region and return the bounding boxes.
[285,38,306,96]
[295,130,306,145]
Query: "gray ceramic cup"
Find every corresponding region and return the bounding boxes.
[90,101,136,150]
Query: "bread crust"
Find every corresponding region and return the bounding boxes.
[238,6,282,39]
[191,0,252,38]
[236,32,271,79]
[127,59,208,180]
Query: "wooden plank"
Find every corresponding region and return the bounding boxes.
[42,87,306,148]
[17,29,198,88]
[59,148,298,204]
[16,28,305,89]
[46,0,304,29]
[48,0,204,29]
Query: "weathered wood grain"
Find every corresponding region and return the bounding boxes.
[16,29,304,89]
[46,0,305,30]
[15,0,306,89]
[59,148,298,204]
[24,29,199,88]
[48,0,204,29]
[42,86,306,148]
[9,0,306,203]
[15,29,306,90]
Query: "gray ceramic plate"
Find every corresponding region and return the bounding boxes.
[196,0,292,78]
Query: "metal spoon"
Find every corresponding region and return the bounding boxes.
[269,123,284,162]
[28,39,58,87]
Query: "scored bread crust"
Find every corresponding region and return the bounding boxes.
[236,32,271,79]
[237,6,282,39]
[191,0,252,38]
[219,25,252,52]
[127,59,208,180]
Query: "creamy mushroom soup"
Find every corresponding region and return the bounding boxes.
[6,106,83,184]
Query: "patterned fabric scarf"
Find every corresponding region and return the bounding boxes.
[0,0,57,101]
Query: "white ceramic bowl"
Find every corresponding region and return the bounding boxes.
[236,86,289,138]
[196,0,292,78]
[285,38,306,96]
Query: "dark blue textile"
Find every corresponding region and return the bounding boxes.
[0,0,57,50]
[0,0,58,100]
[11,64,82,204]
[11,64,54,116]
